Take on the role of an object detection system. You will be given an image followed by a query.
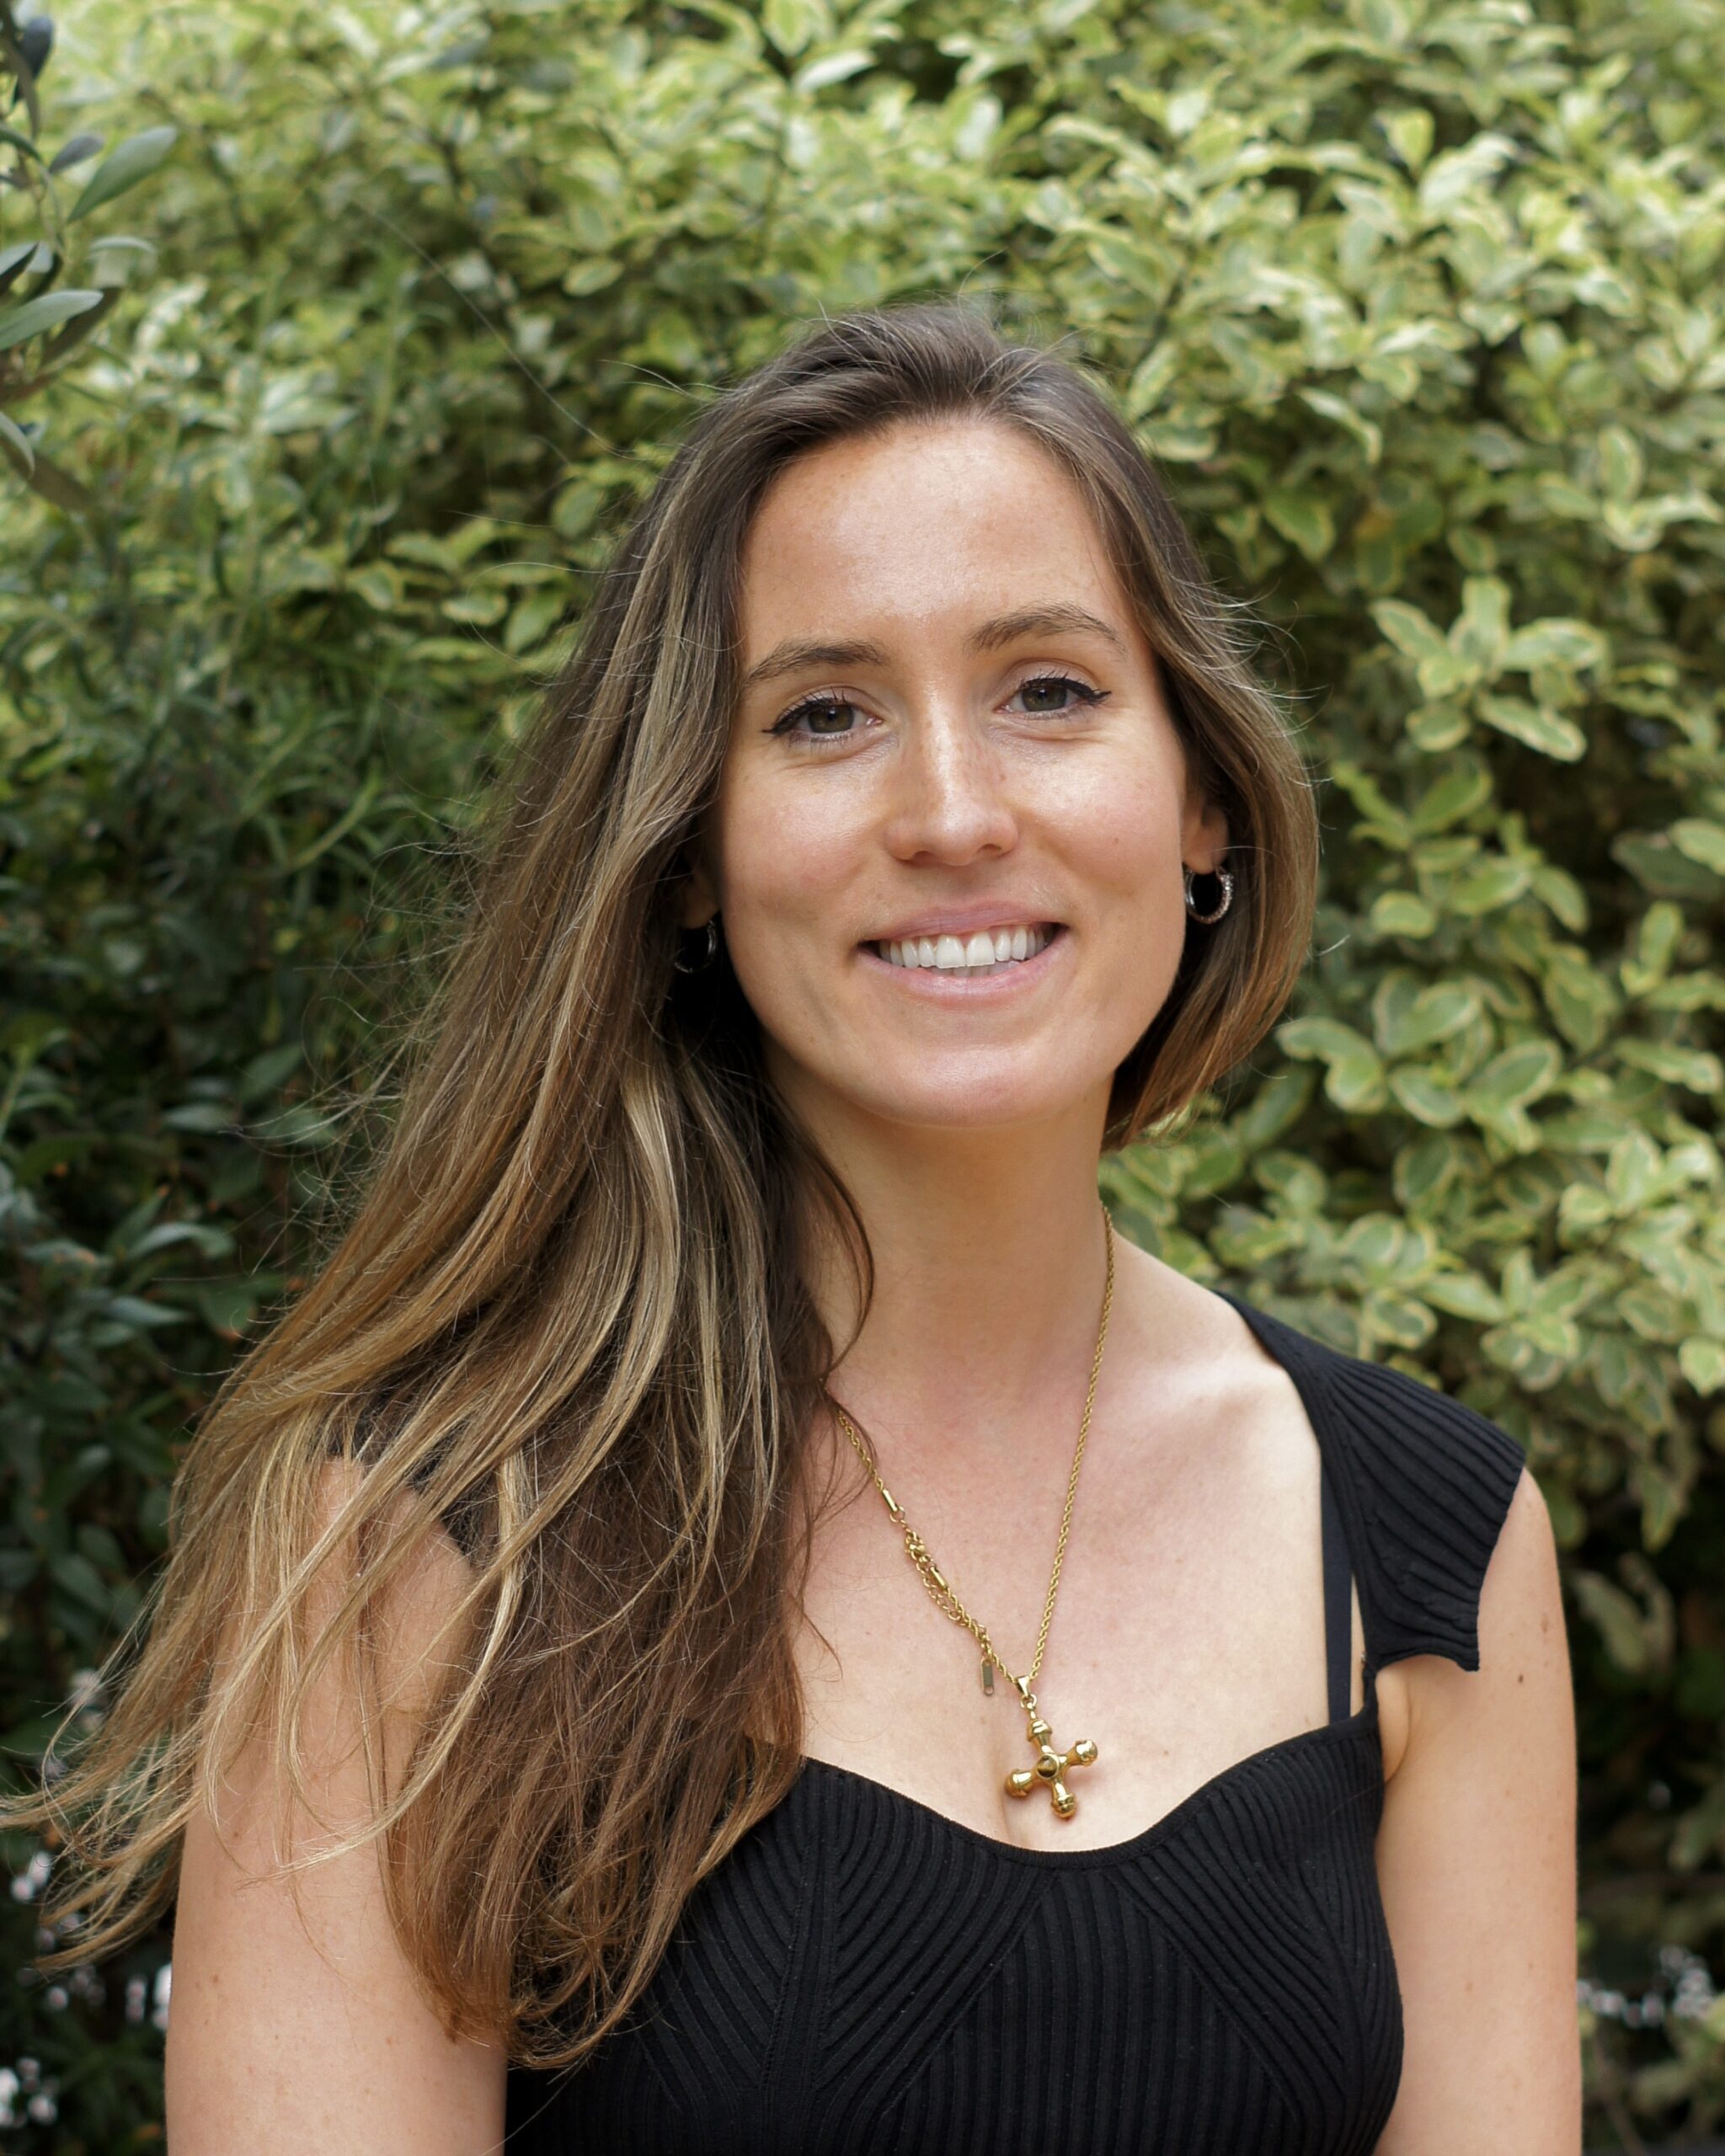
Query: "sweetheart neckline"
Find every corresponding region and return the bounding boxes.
[794,1692,1382,1869]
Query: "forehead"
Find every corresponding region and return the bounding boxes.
[735,418,1130,651]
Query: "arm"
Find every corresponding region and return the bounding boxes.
[1374,1467,1580,2153]
[165,1469,510,2154]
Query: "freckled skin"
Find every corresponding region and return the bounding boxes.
[686,418,1228,1141]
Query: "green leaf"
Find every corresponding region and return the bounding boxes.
[1680,1337,1725,1395]
[1368,890,1436,937]
[795,47,873,92]
[1396,981,1479,1051]
[1672,819,1725,873]
[47,130,104,177]
[1381,107,1434,174]
[1634,903,1685,982]
[0,122,47,168]
[0,289,104,352]
[1263,488,1334,562]
[1422,1269,1507,1321]
[1500,618,1608,673]
[1598,424,1644,504]
[1388,1068,1465,1126]
[1371,598,1450,666]
[1453,575,1510,671]
[1275,1017,1383,1111]
[1571,1572,1651,1674]
[1276,1017,1375,1065]
[0,237,40,292]
[1418,134,1515,219]
[1411,759,1493,832]
[68,126,179,220]
[1476,694,1586,760]
[1606,1131,1662,1212]
[1466,1040,1561,1115]
[1616,1041,1723,1092]
[0,408,35,475]
[1542,950,1617,1051]
[1296,387,1381,464]
[760,0,829,56]
[100,1295,185,1331]
[50,1552,112,1615]
[1614,830,1723,899]
[1446,857,1531,915]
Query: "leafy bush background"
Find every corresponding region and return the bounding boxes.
[3,0,1724,2143]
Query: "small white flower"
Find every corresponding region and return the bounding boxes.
[8,1849,51,1904]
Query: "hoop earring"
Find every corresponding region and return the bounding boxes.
[673,916,722,974]
[1183,864,1234,925]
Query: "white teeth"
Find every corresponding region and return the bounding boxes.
[877,924,1055,974]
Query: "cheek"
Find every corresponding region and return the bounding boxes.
[1058,754,1186,915]
[707,771,870,1061]
[713,774,861,935]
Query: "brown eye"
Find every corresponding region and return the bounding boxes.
[1011,675,1108,716]
[771,695,862,741]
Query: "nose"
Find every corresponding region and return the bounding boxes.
[880,702,1020,867]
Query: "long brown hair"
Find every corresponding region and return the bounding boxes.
[7,302,1319,2063]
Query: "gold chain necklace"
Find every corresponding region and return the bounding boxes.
[830,1208,1115,1821]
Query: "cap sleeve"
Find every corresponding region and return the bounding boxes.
[1220,1295,1527,1678]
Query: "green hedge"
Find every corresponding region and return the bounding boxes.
[3,0,1723,2143]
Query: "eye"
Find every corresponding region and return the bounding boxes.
[1007,673,1110,717]
[768,692,866,744]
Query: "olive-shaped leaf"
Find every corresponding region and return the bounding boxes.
[0,286,100,350]
[0,120,46,166]
[47,129,102,174]
[0,237,39,295]
[68,125,176,221]
[87,234,155,287]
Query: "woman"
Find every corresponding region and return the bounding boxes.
[19,303,1578,2151]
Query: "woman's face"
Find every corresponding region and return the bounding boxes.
[689,417,1229,1139]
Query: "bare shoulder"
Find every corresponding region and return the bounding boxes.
[1112,1241,1423,1742]
[1373,1465,1579,2146]
[1109,1236,1298,1407]
[167,1457,506,2156]
[1398,1465,1566,1745]
[305,1456,478,1726]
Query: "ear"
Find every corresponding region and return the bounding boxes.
[676,846,720,930]
[1180,789,1231,878]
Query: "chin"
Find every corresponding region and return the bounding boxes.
[822,1054,1107,1137]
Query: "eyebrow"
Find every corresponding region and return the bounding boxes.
[739,604,1126,691]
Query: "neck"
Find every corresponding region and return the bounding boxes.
[788,1081,1117,1463]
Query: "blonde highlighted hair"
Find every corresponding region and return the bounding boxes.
[8,301,1319,2063]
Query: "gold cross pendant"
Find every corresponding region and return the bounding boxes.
[1003,1685,1097,1820]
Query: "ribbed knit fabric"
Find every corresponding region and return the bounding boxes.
[503,1290,1525,2155]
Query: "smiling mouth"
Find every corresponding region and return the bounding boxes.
[868,923,1060,977]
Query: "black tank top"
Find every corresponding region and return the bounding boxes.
[503,1290,1525,2154]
